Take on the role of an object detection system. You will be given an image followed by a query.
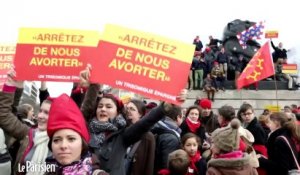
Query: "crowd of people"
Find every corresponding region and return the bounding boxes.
[0,34,299,175]
[0,64,299,175]
[189,36,299,101]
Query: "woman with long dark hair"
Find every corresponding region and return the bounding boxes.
[259,112,300,175]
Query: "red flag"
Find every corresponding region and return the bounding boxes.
[236,42,275,89]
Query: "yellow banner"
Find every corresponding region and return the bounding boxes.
[18,28,101,46]
[0,44,16,54]
[102,24,195,63]
[265,105,281,112]
[282,69,298,74]
[265,30,279,39]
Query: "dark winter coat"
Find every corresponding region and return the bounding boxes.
[151,119,181,174]
[245,117,267,145]
[259,127,300,175]
[81,84,168,175]
[200,112,219,135]
[129,132,155,175]
[0,90,29,141]
[271,40,287,62]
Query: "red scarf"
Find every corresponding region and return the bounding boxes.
[158,169,170,175]
[186,118,201,133]
[239,139,247,152]
[253,144,268,157]
[186,151,201,175]
[220,121,230,127]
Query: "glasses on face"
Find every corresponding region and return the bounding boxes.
[127,107,137,112]
[241,112,253,117]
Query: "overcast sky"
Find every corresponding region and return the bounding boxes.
[2,0,298,96]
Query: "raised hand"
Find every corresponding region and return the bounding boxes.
[79,64,92,87]
[5,68,24,88]
[162,89,188,113]
[176,89,188,102]
[40,81,47,90]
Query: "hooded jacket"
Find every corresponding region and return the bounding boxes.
[207,153,258,175]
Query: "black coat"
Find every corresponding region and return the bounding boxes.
[151,121,181,174]
[200,112,220,135]
[81,84,167,175]
[259,128,300,175]
[195,158,207,175]
[271,40,287,62]
[246,117,267,145]
[95,107,165,175]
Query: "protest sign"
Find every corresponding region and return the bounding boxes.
[90,24,195,104]
[265,30,279,38]
[0,44,15,89]
[15,28,100,82]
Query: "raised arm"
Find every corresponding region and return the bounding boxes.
[39,81,50,105]
[270,40,277,51]
[80,83,100,122]
[123,89,186,146]
[123,103,168,146]
[0,71,29,139]
[11,87,24,115]
[79,64,101,122]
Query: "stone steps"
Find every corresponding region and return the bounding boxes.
[182,90,300,114]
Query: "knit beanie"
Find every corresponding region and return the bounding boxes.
[211,119,240,153]
[47,93,90,142]
[199,99,212,109]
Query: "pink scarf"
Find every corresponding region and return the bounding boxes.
[62,156,93,175]
[215,150,243,159]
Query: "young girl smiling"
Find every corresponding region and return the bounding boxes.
[181,133,207,175]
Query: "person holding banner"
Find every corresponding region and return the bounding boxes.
[0,70,53,174]
[79,65,186,175]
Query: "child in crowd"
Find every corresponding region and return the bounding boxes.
[207,119,258,175]
[203,74,217,101]
[158,149,190,175]
[181,133,207,175]
[238,103,267,156]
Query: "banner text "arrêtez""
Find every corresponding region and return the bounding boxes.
[33,33,84,43]
[120,34,177,54]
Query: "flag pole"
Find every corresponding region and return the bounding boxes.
[240,88,243,104]
[269,39,279,109]
[273,74,279,108]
